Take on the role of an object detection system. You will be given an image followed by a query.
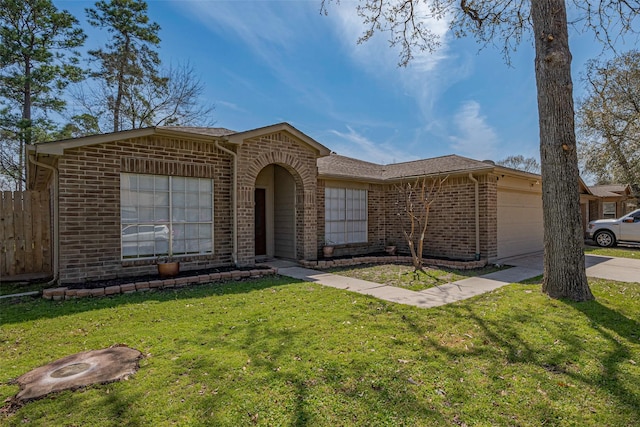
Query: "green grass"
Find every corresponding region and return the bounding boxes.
[585,245,640,259]
[1,276,638,426]
[327,263,505,291]
[0,280,51,297]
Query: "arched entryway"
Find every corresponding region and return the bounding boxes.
[255,164,297,259]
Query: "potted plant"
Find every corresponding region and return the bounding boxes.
[157,255,180,277]
[322,239,335,258]
[384,241,397,255]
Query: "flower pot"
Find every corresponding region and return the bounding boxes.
[157,261,180,278]
[322,245,335,258]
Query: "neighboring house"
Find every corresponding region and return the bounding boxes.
[579,183,637,235]
[589,184,636,218]
[28,123,546,285]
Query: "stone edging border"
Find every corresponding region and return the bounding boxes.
[301,256,488,270]
[43,268,278,301]
[42,256,487,301]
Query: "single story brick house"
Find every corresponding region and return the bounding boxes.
[27,123,546,285]
[579,183,637,233]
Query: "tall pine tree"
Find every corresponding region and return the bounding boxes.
[86,0,163,132]
[0,0,85,190]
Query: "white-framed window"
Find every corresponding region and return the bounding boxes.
[325,187,367,245]
[120,173,213,260]
[603,202,617,219]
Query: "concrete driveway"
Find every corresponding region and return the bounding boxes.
[502,252,640,283]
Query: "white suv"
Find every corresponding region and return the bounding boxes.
[586,208,640,247]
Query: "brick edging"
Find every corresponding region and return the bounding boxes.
[43,268,278,301]
[300,256,487,270]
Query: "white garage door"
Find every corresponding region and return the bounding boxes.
[497,190,544,259]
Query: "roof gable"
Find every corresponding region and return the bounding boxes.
[226,122,330,156]
[589,184,631,198]
[589,184,631,197]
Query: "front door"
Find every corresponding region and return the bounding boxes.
[255,188,267,256]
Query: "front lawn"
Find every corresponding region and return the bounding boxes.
[585,245,640,259]
[327,263,504,291]
[1,277,638,426]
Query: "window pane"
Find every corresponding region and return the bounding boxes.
[138,175,154,190]
[199,179,212,192]
[199,224,212,239]
[186,208,200,222]
[173,207,185,221]
[155,176,169,191]
[155,207,170,222]
[324,188,367,244]
[121,174,135,191]
[139,207,154,222]
[173,192,185,207]
[186,193,199,207]
[199,208,212,222]
[200,193,212,207]
[172,176,186,191]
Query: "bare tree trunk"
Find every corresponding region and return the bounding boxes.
[532,0,593,301]
[19,57,32,192]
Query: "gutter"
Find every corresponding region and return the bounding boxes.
[28,154,59,285]
[468,173,481,261]
[214,140,238,265]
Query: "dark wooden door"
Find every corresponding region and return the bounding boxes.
[255,188,266,256]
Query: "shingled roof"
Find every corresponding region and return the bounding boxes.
[157,126,236,137]
[589,184,631,198]
[317,153,495,181]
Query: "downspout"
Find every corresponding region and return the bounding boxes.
[468,173,480,261]
[28,154,59,285]
[214,140,238,265]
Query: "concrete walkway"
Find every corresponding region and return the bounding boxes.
[269,252,640,309]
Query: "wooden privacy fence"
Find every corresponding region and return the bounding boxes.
[0,191,52,279]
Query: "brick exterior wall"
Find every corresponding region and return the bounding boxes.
[54,129,501,284]
[384,175,496,261]
[235,131,320,265]
[57,135,234,284]
[317,174,498,262]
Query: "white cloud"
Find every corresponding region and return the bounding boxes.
[325,1,471,120]
[176,1,304,68]
[328,126,418,164]
[449,100,499,160]
[216,100,246,113]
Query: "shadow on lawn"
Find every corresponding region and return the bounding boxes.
[0,276,302,326]
[167,306,444,426]
[412,297,640,422]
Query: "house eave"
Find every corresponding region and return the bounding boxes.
[319,166,495,184]
[384,166,495,183]
[318,173,387,184]
[26,127,233,156]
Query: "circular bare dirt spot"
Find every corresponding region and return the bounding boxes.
[14,346,142,401]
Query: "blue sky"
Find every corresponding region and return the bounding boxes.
[57,0,631,165]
